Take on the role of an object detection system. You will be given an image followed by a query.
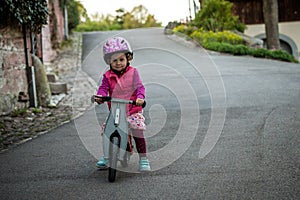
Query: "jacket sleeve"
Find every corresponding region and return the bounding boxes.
[97,74,109,96]
[133,68,145,99]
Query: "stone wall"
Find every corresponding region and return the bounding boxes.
[0,27,29,114]
[0,0,65,115]
[43,0,65,64]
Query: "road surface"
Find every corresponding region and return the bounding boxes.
[0,28,299,199]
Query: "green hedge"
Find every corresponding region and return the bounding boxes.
[202,42,298,63]
[172,28,298,63]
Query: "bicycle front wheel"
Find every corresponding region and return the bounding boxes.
[108,136,119,182]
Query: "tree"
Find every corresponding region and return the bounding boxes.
[115,8,126,25]
[123,12,138,29]
[262,0,280,50]
[76,4,161,31]
[145,15,161,27]
[131,5,148,24]
[76,0,89,22]
[123,5,161,29]
[67,0,81,31]
[3,0,48,33]
[193,0,245,32]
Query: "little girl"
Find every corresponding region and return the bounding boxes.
[94,37,151,171]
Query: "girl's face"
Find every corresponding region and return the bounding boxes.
[110,54,127,72]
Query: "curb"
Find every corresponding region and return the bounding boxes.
[69,33,97,120]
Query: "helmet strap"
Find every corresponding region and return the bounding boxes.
[125,52,133,62]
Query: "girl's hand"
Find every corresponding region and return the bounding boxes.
[94,95,103,104]
[135,98,144,106]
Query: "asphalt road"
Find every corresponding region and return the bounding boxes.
[0,28,299,199]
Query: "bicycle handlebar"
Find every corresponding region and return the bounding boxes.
[92,95,146,108]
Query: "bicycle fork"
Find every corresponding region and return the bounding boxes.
[103,101,129,164]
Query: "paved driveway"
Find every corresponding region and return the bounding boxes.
[0,28,299,199]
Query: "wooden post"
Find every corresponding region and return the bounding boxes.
[22,23,34,107]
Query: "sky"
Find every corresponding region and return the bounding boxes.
[80,0,200,26]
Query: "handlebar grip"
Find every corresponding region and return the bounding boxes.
[91,95,96,103]
[132,100,146,108]
[99,96,112,102]
[93,95,111,102]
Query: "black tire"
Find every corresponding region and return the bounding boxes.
[108,137,119,182]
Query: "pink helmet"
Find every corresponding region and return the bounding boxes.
[103,37,133,64]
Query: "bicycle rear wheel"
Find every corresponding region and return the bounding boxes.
[108,136,119,182]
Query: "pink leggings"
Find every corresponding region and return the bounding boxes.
[131,129,147,158]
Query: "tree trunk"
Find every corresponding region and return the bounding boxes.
[262,0,280,50]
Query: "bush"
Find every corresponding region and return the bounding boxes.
[193,0,246,32]
[203,42,237,54]
[200,42,298,63]
[233,44,251,55]
[173,25,185,33]
[190,30,244,46]
[267,50,298,62]
[250,48,269,58]
[172,25,195,36]
[172,25,298,63]
[247,47,298,62]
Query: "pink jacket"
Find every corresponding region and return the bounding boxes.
[97,66,145,115]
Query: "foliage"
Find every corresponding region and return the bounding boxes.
[192,0,246,32]
[59,38,73,49]
[203,42,250,55]
[67,0,81,31]
[173,25,187,33]
[251,49,298,62]
[75,5,161,32]
[267,50,296,62]
[0,0,85,33]
[0,122,4,129]
[169,0,297,63]
[172,25,196,36]
[11,108,27,117]
[76,14,122,31]
[1,0,48,33]
[201,42,298,63]
[191,29,244,46]
[233,44,251,55]
[32,107,42,114]
[0,1,19,29]
[250,48,269,58]
[184,28,298,63]
[144,14,161,27]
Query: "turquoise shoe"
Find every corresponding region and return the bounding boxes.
[139,158,151,172]
[96,156,108,169]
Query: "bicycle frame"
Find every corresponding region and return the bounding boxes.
[102,98,132,163]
